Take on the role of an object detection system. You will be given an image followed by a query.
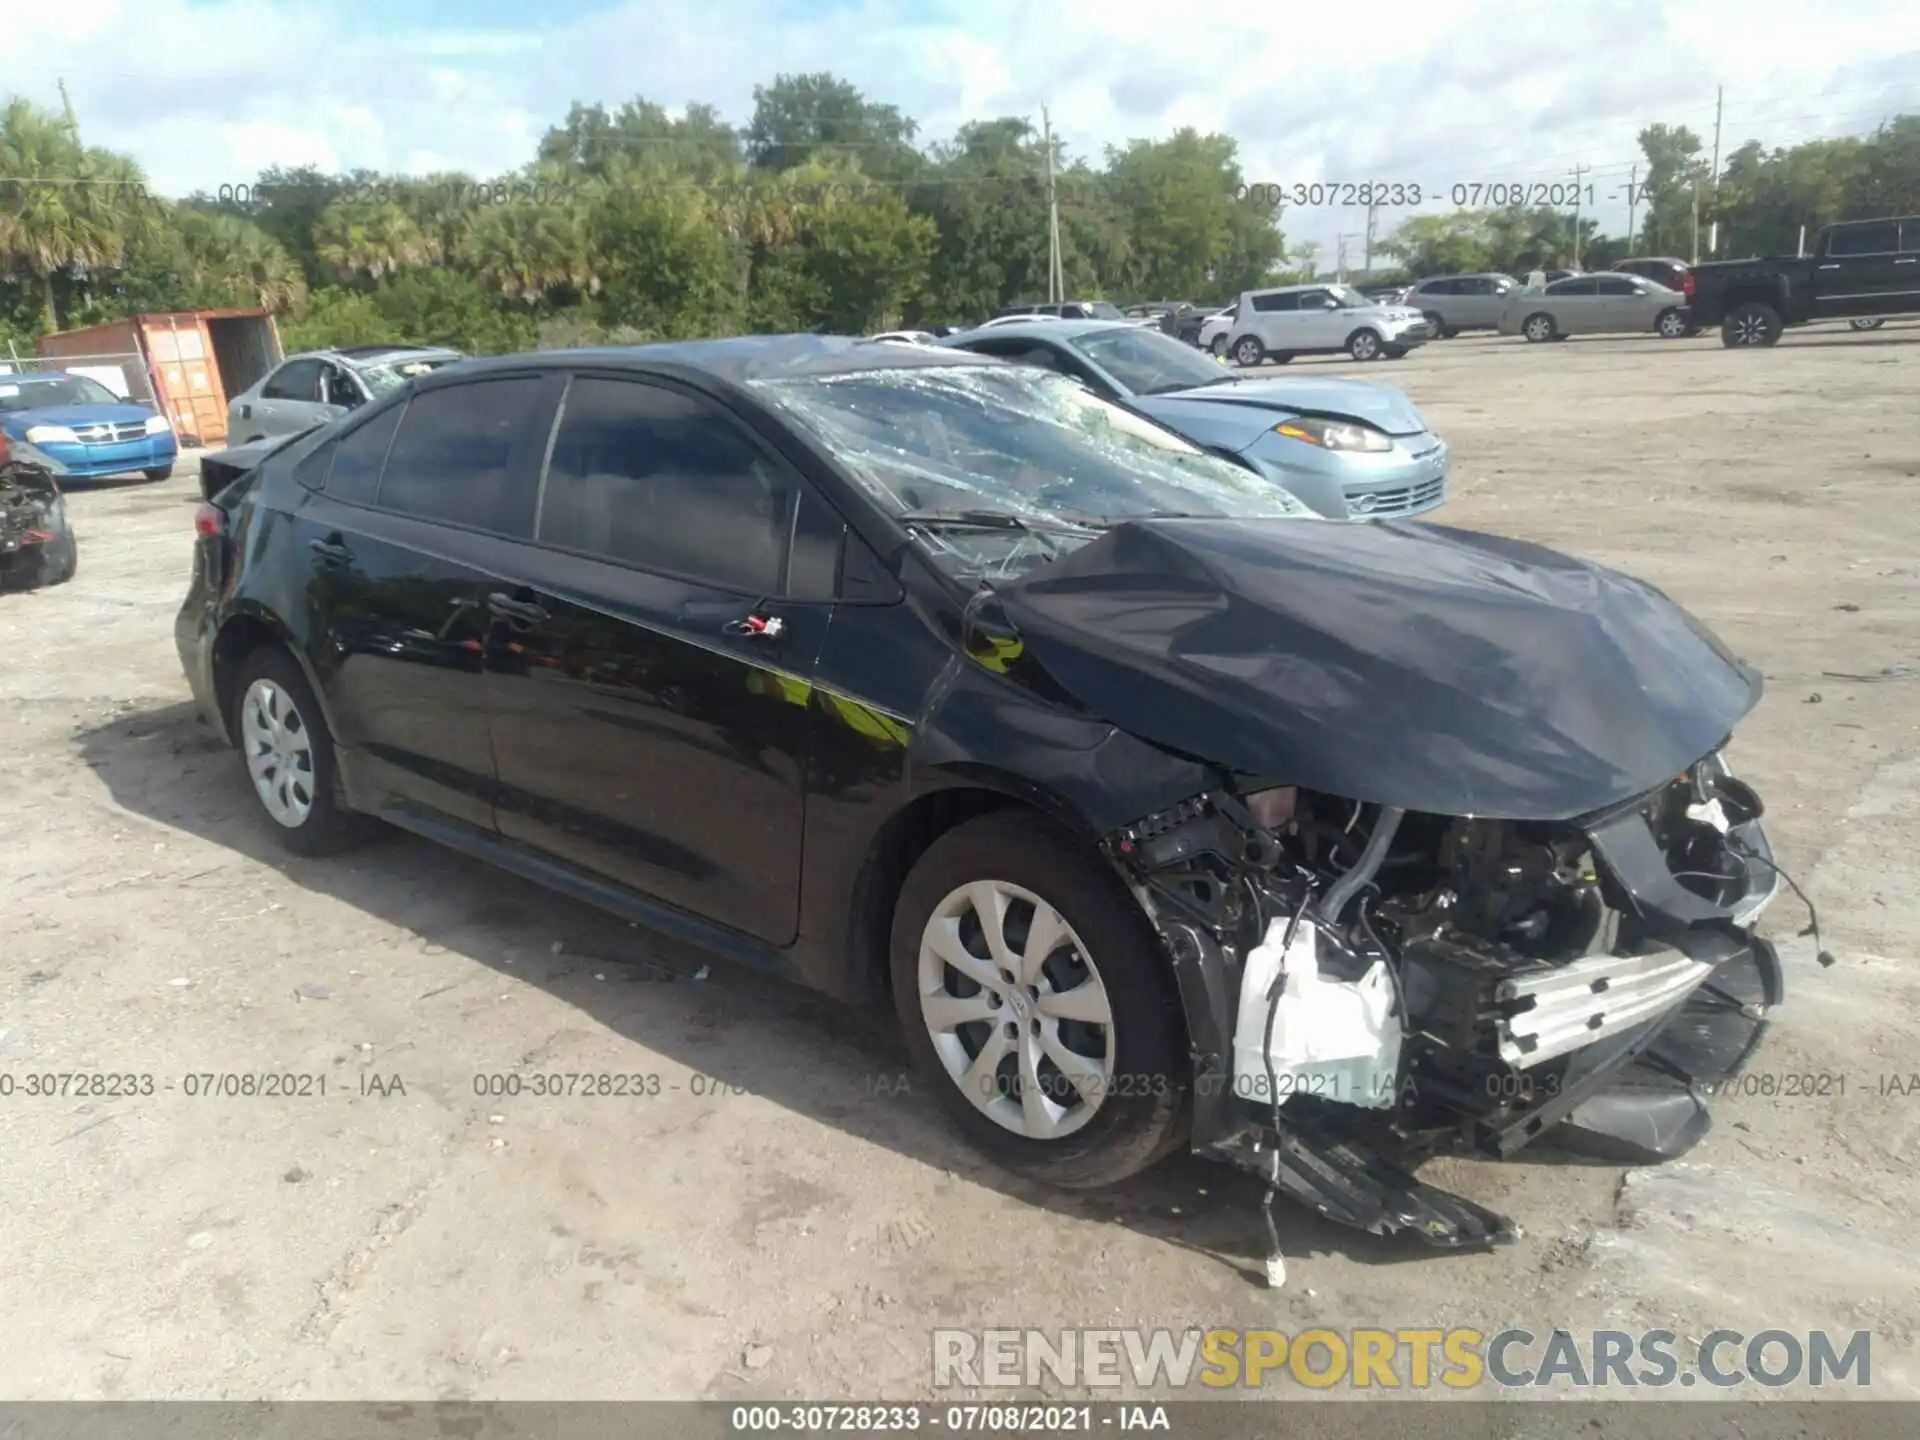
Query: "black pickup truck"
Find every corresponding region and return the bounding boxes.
[1683,213,1920,346]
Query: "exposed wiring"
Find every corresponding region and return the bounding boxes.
[1726,837,1836,968]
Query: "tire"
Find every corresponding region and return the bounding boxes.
[1345,329,1384,361]
[889,810,1189,1189]
[1231,335,1265,367]
[1384,347,1408,359]
[230,647,378,857]
[1849,317,1886,331]
[38,524,77,586]
[1722,303,1782,348]
[1422,312,1451,338]
[1655,308,1689,339]
[1208,334,1229,357]
[1522,312,1557,343]
[144,465,175,482]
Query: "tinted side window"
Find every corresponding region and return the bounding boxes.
[292,439,335,491]
[262,359,321,402]
[1901,222,1919,255]
[1829,223,1899,257]
[377,378,544,526]
[1420,279,1455,296]
[1594,276,1638,295]
[1546,277,1596,296]
[326,402,405,505]
[1459,277,1493,295]
[537,377,794,595]
[1250,292,1296,313]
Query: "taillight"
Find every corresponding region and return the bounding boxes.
[194,503,225,537]
[1682,271,1696,297]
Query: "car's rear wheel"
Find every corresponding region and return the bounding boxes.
[1422,312,1452,338]
[1346,329,1384,361]
[1231,336,1265,367]
[1655,308,1688,339]
[1208,334,1229,357]
[890,810,1189,1188]
[144,465,174,482]
[231,647,377,856]
[1722,303,1782,347]
[1849,317,1886,331]
[1522,312,1557,343]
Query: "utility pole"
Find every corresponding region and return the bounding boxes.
[1690,174,1701,265]
[1569,163,1588,269]
[1363,198,1380,276]
[1624,164,1638,253]
[1705,85,1723,258]
[56,78,80,141]
[1042,106,1063,305]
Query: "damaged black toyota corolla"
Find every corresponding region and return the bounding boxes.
[177,337,1805,1254]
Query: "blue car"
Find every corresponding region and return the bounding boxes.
[942,319,1448,520]
[0,371,179,482]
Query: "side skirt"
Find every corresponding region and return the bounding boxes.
[376,800,801,983]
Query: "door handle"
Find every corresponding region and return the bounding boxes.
[487,592,549,626]
[309,537,350,564]
[723,611,785,639]
[1896,257,1917,265]
[1817,263,1840,270]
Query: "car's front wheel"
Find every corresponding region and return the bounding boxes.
[231,647,378,856]
[144,465,174,482]
[890,811,1189,1188]
[1849,317,1886,331]
[1346,328,1384,361]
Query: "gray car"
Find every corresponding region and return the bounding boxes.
[941,319,1448,520]
[227,345,464,443]
[1498,273,1692,341]
[1404,273,1522,336]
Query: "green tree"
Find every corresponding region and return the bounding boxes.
[747,73,919,180]
[1101,129,1283,300]
[0,98,143,330]
[1636,123,1705,255]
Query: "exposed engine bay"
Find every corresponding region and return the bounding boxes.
[1105,750,1799,1251]
[0,450,75,591]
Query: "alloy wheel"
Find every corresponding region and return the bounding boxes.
[1525,315,1554,342]
[1658,310,1687,338]
[917,879,1115,1141]
[241,678,316,827]
[1350,331,1380,360]
[1731,313,1771,345]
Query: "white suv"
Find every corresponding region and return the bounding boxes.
[1225,283,1432,365]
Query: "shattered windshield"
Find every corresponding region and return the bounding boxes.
[754,363,1313,578]
[357,355,458,397]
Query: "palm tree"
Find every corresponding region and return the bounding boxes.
[180,211,307,311]
[456,197,601,303]
[0,98,141,331]
[312,198,437,281]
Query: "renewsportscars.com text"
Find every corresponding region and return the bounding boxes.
[932,1327,1872,1391]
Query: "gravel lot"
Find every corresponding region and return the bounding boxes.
[3,323,1917,1404]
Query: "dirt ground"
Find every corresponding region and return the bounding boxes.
[3,321,1917,1405]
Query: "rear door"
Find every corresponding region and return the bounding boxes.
[297,371,557,830]
[1815,220,1904,317]
[1247,289,1301,350]
[1545,276,1600,332]
[1452,276,1497,327]
[1592,274,1644,330]
[243,358,325,440]
[479,372,829,946]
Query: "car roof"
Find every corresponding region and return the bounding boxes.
[3,371,88,384]
[946,318,1128,342]
[1241,282,1337,296]
[432,334,1000,387]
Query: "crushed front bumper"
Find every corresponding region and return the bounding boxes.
[1124,758,1791,1250]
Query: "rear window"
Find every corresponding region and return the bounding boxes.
[376,378,544,527]
[326,403,405,505]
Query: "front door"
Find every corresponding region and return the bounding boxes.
[481,373,825,946]
[1291,288,1344,349]
[300,372,556,830]
[1816,219,1906,318]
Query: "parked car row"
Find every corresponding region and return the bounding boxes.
[169,331,1794,1256]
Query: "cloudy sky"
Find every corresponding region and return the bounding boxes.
[4,0,1919,265]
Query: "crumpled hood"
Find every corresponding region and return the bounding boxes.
[1140,376,1428,437]
[988,517,1761,821]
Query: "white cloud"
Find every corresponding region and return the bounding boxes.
[3,0,1917,267]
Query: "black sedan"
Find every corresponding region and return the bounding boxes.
[176,336,1795,1252]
